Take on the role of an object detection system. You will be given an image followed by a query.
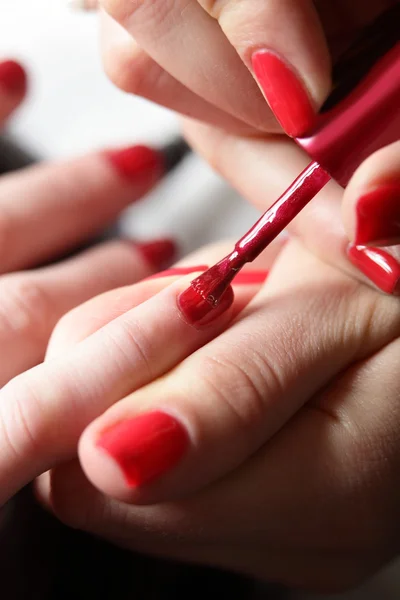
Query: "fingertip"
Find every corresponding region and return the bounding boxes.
[0,60,28,123]
[342,143,400,248]
[0,60,28,97]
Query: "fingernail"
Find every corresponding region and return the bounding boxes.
[105,145,164,183]
[234,270,269,285]
[252,50,315,137]
[146,265,209,280]
[178,284,234,327]
[97,411,189,488]
[348,245,400,295]
[0,60,27,95]
[133,239,177,270]
[355,184,400,246]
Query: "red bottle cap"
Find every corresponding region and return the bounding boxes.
[296,38,400,187]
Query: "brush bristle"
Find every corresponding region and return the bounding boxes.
[190,254,243,306]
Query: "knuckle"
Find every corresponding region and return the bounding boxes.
[102,44,159,97]
[0,376,45,462]
[0,276,52,344]
[101,0,145,24]
[198,0,225,19]
[107,319,155,384]
[196,350,270,432]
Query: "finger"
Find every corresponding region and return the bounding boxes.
[0,143,166,273]
[100,11,258,135]
[199,0,331,137]
[0,60,27,125]
[342,142,400,248]
[47,237,285,354]
[183,119,400,296]
[38,338,400,589]
[79,240,400,505]
[35,238,283,518]
[0,238,174,386]
[0,271,240,505]
[100,0,274,132]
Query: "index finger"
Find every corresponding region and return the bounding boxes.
[0,60,27,125]
[0,274,235,505]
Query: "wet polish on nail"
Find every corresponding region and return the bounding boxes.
[105,145,164,182]
[0,60,27,95]
[177,284,234,327]
[97,411,189,488]
[252,50,315,137]
[355,183,400,246]
[133,239,177,270]
[348,244,400,295]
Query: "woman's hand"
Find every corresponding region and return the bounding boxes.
[96,1,400,294]
[0,223,398,591]
[182,119,400,296]
[98,0,393,136]
[0,59,176,387]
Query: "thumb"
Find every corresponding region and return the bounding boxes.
[342,141,400,248]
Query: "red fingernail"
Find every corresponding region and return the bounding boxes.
[178,284,234,327]
[105,145,164,183]
[234,270,269,285]
[0,60,27,95]
[252,51,315,137]
[146,265,209,280]
[133,239,177,270]
[355,184,400,246]
[348,245,400,295]
[97,411,189,488]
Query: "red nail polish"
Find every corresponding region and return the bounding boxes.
[252,51,315,137]
[233,270,269,285]
[355,184,400,246]
[178,284,234,327]
[0,60,27,95]
[105,145,164,182]
[134,239,177,270]
[146,265,209,280]
[97,411,189,487]
[348,245,400,295]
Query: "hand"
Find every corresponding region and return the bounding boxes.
[96,0,400,294]
[0,228,398,592]
[0,59,176,387]
[98,0,393,136]
[183,120,400,296]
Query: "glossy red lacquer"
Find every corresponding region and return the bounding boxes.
[355,183,400,246]
[97,411,189,488]
[178,284,234,327]
[178,162,330,324]
[252,51,315,138]
[134,239,177,270]
[348,245,400,295]
[296,42,400,187]
[105,145,164,182]
[0,60,27,95]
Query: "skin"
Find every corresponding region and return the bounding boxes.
[0,231,395,593]
[1,2,399,588]
[99,0,400,260]
[0,165,398,594]
[0,67,169,386]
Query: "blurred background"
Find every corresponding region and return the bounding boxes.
[0,0,260,258]
[0,1,399,599]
